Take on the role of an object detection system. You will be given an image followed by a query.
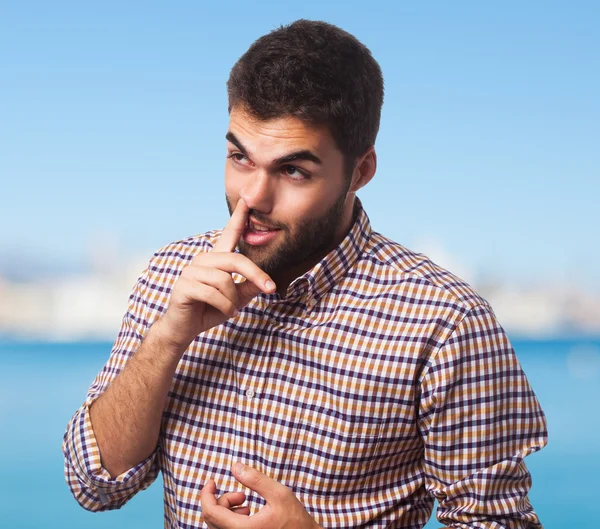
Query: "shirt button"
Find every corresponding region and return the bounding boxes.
[245,389,255,399]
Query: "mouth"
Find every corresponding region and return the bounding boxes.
[243,217,282,246]
[247,217,279,231]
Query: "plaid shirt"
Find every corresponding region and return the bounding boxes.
[63,202,547,528]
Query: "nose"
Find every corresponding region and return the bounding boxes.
[239,170,274,213]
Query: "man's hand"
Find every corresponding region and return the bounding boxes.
[201,463,322,529]
[156,198,276,355]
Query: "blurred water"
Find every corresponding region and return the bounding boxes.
[0,338,598,529]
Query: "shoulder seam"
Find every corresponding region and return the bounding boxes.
[420,303,493,384]
[361,241,487,312]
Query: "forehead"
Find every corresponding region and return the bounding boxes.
[227,107,338,158]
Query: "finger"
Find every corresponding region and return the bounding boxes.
[196,253,276,295]
[179,280,239,318]
[183,266,241,309]
[236,278,264,308]
[200,480,228,529]
[213,198,249,253]
[216,491,247,510]
[200,478,218,509]
[202,483,250,528]
[232,462,286,503]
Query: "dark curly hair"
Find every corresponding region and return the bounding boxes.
[227,20,384,175]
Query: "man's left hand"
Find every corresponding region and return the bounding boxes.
[200,463,322,529]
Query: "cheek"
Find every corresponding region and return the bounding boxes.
[277,187,329,226]
[224,170,241,200]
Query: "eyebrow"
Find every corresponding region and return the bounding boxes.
[226,131,322,166]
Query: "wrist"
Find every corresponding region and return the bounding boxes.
[148,317,189,360]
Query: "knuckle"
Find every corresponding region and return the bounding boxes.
[182,264,202,282]
[213,270,231,289]
[205,287,219,303]
[174,277,190,296]
[180,265,192,279]
[190,254,204,266]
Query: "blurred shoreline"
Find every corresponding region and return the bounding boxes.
[1,253,599,342]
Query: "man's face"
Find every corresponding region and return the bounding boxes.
[224,107,355,283]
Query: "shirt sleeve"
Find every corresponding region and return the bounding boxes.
[418,304,548,529]
[62,267,161,511]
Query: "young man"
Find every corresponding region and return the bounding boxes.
[63,20,547,529]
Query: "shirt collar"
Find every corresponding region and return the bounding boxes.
[261,198,372,310]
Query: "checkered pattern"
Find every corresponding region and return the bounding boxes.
[63,202,547,528]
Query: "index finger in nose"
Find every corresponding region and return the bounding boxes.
[213,198,249,253]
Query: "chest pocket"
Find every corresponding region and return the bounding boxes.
[288,405,383,496]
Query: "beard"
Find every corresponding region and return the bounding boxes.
[225,187,350,280]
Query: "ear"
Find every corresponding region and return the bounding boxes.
[350,147,377,193]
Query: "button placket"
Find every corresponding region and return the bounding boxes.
[236,308,275,405]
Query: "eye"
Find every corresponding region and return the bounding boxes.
[282,165,309,180]
[227,152,248,164]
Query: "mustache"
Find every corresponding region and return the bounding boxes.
[248,210,287,231]
[225,195,287,230]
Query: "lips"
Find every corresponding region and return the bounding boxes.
[249,221,272,232]
[243,217,281,246]
[247,217,279,232]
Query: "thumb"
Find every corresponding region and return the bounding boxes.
[232,463,281,501]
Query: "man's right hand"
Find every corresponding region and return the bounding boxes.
[156,198,276,355]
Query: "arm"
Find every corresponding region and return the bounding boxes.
[62,271,163,511]
[63,199,276,510]
[88,318,182,478]
[418,304,548,529]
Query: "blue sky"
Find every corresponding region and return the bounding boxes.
[1,1,598,286]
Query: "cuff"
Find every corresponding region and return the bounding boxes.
[63,402,159,506]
